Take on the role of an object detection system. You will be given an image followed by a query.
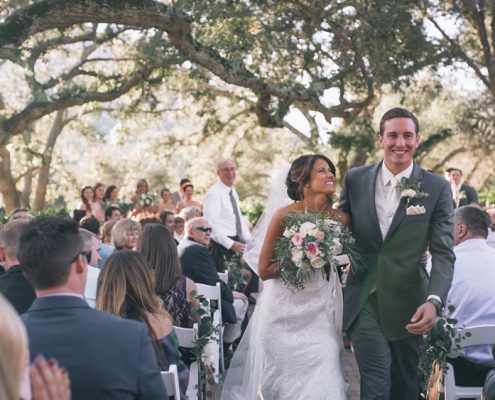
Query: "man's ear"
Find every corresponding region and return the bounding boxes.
[74,254,86,274]
[0,247,6,262]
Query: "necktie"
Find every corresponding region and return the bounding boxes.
[229,189,243,242]
[386,177,400,203]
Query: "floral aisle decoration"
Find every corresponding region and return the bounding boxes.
[274,213,360,291]
[223,255,247,292]
[190,292,220,399]
[419,305,469,400]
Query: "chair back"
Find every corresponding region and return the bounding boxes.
[174,323,198,348]
[218,271,229,284]
[161,364,181,400]
[196,282,221,300]
[457,325,495,347]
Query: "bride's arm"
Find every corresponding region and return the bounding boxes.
[258,208,286,281]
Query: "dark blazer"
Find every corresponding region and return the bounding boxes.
[0,265,35,314]
[340,162,455,340]
[22,296,167,400]
[457,183,479,207]
[178,237,237,323]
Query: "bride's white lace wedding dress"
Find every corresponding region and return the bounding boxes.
[221,166,346,400]
[259,268,346,399]
[221,250,346,400]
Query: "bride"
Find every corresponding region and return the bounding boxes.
[221,154,348,400]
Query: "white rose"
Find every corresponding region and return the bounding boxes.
[291,246,304,267]
[330,238,343,255]
[299,222,317,237]
[310,256,326,269]
[283,228,295,238]
[401,189,416,198]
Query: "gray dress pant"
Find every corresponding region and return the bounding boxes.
[348,292,422,400]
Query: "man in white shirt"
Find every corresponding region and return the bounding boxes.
[203,159,257,299]
[79,229,101,308]
[446,206,495,386]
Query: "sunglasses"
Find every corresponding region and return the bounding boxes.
[195,226,212,233]
[71,251,92,264]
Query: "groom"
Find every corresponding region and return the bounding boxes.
[339,107,455,400]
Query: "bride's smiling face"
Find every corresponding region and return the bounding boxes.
[307,159,336,195]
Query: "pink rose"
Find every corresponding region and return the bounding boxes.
[292,233,303,246]
[313,230,325,240]
[305,242,319,259]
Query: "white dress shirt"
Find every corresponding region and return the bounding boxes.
[84,265,100,308]
[203,180,252,249]
[447,238,495,367]
[375,162,413,239]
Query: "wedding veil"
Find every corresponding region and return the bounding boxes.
[221,164,292,400]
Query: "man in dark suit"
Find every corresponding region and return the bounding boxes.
[18,217,167,400]
[0,219,36,314]
[340,107,455,400]
[178,216,248,346]
[448,167,479,208]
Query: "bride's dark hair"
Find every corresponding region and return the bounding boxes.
[286,154,336,201]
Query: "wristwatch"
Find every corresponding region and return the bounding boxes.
[427,298,443,315]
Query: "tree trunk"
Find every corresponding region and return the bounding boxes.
[0,145,20,213]
[33,110,65,211]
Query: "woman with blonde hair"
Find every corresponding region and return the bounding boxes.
[111,218,141,250]
[138,223,197,327]
[96,251,188,399]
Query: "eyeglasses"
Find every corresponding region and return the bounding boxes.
[71,251,92,264]
[194,226,212,233]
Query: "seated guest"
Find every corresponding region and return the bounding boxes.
[97,250,188,399]
[486,208,495,248]
[8,208,33,221]
[79,229,101,308]
[446,206,495,386]
[158,188,176,213]
[138,223,197,327]
[104,206,122,221]
[101,219,117,245]
[137,213,161,229]
[111,218,141,250]
[19,217,167,400]
[178,217,248,352]
[0,219,35,314]
[160,211,176,234]
[80,215,112,269]
[174,216,185,242]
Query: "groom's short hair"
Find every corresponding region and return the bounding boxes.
[379,108,419,136]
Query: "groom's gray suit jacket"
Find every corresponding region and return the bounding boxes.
[340,161,455,341]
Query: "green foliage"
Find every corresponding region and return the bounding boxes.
[30,208,70,218]
[418,306,467,398]
[240,201,264,226]
[189,291,220,399]
[223,255,247,292]
[479,186,495,206]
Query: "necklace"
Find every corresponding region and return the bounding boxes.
[303,199,328,215]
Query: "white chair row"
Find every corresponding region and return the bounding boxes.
[444,325,495,400]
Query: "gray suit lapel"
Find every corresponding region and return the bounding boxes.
[367,163,383,244]
[384,162,424,243]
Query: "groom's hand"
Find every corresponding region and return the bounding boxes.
[405,302,437,335]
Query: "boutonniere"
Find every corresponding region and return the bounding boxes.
[399,177,429,206]
[456,190,467,201]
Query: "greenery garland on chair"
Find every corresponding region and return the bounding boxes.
[419,305,470,400]
[190,292,220,400]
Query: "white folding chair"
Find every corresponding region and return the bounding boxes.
[196,282,224,373]
[218,271,229,285]
[444,325,495,400]
[174,324,200,400]
[161,364,181,400]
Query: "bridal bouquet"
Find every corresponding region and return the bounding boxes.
[274,213,358,291]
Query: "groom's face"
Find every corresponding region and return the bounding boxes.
[379,117,419,174]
